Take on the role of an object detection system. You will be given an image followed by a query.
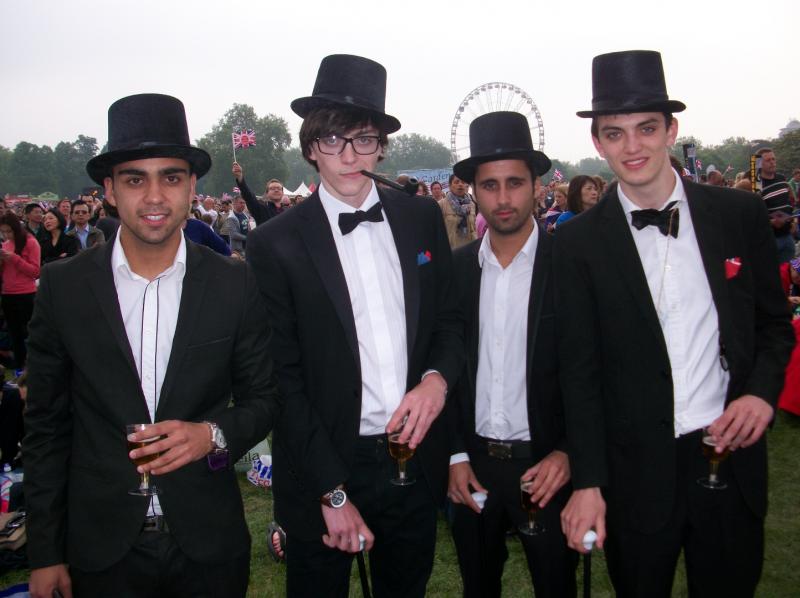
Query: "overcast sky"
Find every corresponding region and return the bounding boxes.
[1,0,796,165]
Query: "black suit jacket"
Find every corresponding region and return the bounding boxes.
[448,229,567,472]
[553,180,793,533]
[23,237,280,571]
[247,188,464,541]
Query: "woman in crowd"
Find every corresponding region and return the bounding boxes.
[554,175,599,228]
[0,212,40,371]
[416,181,430,196]
[40,208,79,265]
[545,183,569,232]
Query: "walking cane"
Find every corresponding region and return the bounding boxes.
[582,530,598,598]
[356,534,372,598]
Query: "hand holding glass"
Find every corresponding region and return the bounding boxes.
[519,480,545,535]
[697,428,730,490]
[126,424,161,496]
[388,431,415,486]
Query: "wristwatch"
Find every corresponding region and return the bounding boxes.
[320,487,348,509]
[205,421,227,450]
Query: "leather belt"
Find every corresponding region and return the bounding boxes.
[475,436,533,460]
[142,515,168,533]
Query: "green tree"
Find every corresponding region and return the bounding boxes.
[0,145,12,194]
[774,130,800,173]
[381,133,451,174]
[283,147,317,191]
[11,142,56,195]
[53,135,98,197]
[196,104,291,196]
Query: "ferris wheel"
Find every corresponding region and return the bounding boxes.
[450,82,545,165]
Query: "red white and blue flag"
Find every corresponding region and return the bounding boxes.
[552,169,564,182]
[233,129,256,148]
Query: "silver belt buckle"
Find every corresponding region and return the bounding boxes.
[487,441,512,460]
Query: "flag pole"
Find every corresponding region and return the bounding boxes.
[232,131,237,163]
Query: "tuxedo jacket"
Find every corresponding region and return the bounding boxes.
[448,229,567,484]
[247,188,464,541]
[553,180,793,533]
[23,237,280,571]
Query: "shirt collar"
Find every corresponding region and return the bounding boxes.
[617,168,686,216]
[478,218,538,268]
[112,228,187,282]
[318,180,380,233]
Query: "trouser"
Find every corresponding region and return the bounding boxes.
[2,293,34,370]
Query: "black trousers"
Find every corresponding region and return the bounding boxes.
[0,385,23,467]
[605,429,764,598]
[451,451,577,598]
[285,435,438,598]
[70,528,250,598]
[1,293,34,370]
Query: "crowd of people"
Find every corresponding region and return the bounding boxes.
[0,48,795,598]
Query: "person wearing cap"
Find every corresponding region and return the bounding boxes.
[23,93,281,598]
[556,50,793,596]
[446,111,577,597]
[247,54,463,597]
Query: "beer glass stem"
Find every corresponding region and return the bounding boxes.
[398,460,407,480]
[709,461,719,484]
[528,514,535,531]
[141,471,151,491]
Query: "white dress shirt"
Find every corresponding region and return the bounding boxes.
[618,170,729,436]
[451,222,537,464]
[112,230,186,514]
[318,182,408,435]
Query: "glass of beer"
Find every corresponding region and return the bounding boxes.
[697,428,730,490]
[126,423,161,496]
[518,480,545,535]
[388,431,415,486]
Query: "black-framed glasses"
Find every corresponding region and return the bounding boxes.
[314,135,382,156]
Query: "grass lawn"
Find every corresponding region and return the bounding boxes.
[3,411,799,596]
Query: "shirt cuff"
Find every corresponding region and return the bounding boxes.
[449,452,470,466]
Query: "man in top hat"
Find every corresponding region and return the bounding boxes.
[23,93,280,598]
[556,50,793,596]
[247,54,463,597]
[446,111,577,597]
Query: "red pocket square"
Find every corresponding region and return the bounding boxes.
[725,257,742,279]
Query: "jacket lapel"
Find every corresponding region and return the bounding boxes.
[381,190,420,361]
[298,193,360,368]
[465,242,482,397]
[598,190,668,355]
[157,241,208,417]
[526,226,550,388]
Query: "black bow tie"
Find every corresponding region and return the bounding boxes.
[630,201,679,238]
[338,202,384,235]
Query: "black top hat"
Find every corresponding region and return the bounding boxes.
[291,54,401,133]
[576,50,686,118]
[452,112,551,183]
[86,94,211,185]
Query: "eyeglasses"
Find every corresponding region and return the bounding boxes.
[314,135,381,156]
[72,210,90,215]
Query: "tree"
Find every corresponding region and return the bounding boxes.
[11,142,56,195]
[0,145,12,194]
[53,135,98,197]
[283,147,317,191]
[380,134,451,174]
[195,104,291,196]
[774,130,800,173]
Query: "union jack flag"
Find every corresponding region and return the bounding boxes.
[233,129,256,148]
[552,169,564,182]
[695,159,703,170]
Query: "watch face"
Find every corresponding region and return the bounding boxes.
[330,489,346,508]
[213,427,227,449]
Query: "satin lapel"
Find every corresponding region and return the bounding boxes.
[465,243,482,401]
[87,241,140,384]
[298,194,359,366]
[598,192,667,354]
[526,226,550,388]
[157,241,208,418]
[381,190,420,361]
[685,182,732,341]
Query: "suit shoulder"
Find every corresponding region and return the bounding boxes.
[453,239,481,266]
[381,188,440,213]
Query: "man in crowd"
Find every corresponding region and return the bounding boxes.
[24,93,280,598]
[755,147,785,190]
[232,162,285,226]
[23,202,48,245]
[706,165,725,186]
[556,50,793,597]
[217,198,247,254]
[247,54,462,597]
[231,195,251,246]
[65,199,105,250]
[440,174,476,249]
[197,195,218,227]
[446,111,576,597]
[788,167,800,200]
[755,148,795,262]
[57,198,72,230]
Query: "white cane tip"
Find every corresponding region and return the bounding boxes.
[582,530,597,551]
[358,533,366,551]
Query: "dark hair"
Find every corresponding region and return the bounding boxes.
[566,175,598,214]
[669,154,683,174]
[417,181,430,195]
[23,202,42,215]
[590,111,674,138]
[755,147,774,158]
[299,106,390,171]
[101,198,119,219]
[71,199,89,215]
[44,208,66,232]
[430,181,443,190]
[0,212,29,255]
